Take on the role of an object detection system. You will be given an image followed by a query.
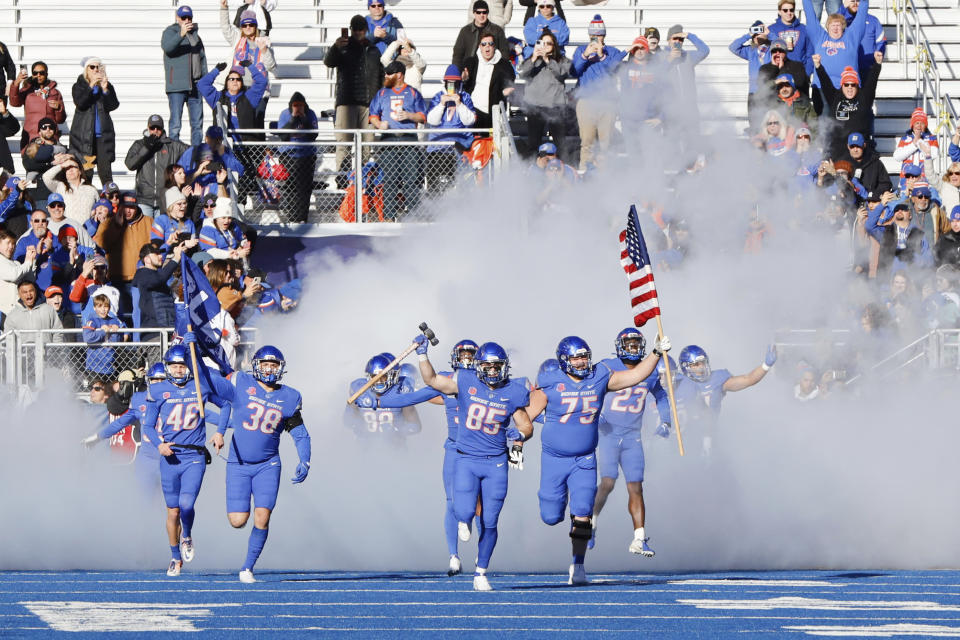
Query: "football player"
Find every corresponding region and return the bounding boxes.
[344,353,423,447]
[591,328,672,557]
[211,346,311,584]
[415,336,533,591]
[525,334,670,585]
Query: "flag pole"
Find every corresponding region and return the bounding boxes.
[186,322,206,420]
[654,315,683,457]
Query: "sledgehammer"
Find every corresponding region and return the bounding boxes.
[346,322,439,405]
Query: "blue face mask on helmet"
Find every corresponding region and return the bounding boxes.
[365,354,399,394]
[252,345,286,384]
[556,336,593,378]
[450,339,479,370]
[163,345,193,385]
[615,327,646,363]
[474,342,510,387]
[679,345,711,382]
[147,362,167,383]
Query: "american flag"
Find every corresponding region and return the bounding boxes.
[619,205,661,327]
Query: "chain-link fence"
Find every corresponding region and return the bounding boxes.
[1,327,258,392]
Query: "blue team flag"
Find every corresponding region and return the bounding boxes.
[180,253,232,372]
[619,205,661,328]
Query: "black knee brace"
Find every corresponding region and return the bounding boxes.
[569,517,592,540]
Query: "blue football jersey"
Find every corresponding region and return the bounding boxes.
[369,84,426,131]
[454,369,529,457]
[379,370,460,443]
[142,376,229,451]
[222,371,304,464]
[345,376,422,441]
[674,369,733,427]
[598,357,670,438]
[538,362,613,457]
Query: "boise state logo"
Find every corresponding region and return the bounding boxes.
[824,40,844,56]
[468,387,477,395]
[361,397,373,408]
[139,404,147,413]
[557,383,566,392]
[163,392,171,399]
[247,387,257,395]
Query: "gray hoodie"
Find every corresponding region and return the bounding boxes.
[518,56,573,110]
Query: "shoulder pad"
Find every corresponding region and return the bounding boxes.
[398,376,415,394]
[348,378,367,394]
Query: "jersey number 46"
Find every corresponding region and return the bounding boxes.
[166,402,201,431]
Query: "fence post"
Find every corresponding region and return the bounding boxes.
[34,332,44,388]
[353,130,364,223]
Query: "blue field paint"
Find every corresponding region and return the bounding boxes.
[3,570,960,637]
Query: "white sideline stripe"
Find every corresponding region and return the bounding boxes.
[783,623,960,637]
[19,601,229,632]
[670,580,846,587]
[678,598,960,612]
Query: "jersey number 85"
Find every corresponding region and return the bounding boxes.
[464,403,506,435]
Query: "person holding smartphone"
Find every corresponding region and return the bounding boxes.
[70,56,119,186]
[162,5,208,147]
[9,61,68,148]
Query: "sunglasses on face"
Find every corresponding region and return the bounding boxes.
[88,65,101,70]
[780,7,795,12]
[948,171,960,176]
[32,218,49,224]
[108,193,120,199]
[39,124,55,131]
[480,41,495,47]
[842,83,858,88]
[203,203,217,208]
[32,70,47,76]
[538,4,553,8]
[797,135,811,140]
[228,76,242,82]
[474,9,488,14]
[47,203,64,208]
[766,121,779,126]
[672,37,684,43]
[915,194,931,199]
[369,3,384,7]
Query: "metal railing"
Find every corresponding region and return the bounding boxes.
[0,327,258,391]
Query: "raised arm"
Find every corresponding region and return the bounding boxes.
[722,345,776,392]
[608,336,670,391]
[414,335,458,395]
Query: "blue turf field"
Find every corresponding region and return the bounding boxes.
[3,570,960,637]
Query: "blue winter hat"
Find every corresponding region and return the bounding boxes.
[92,198,111,212]
[537,142,557,156]
[912,185,932,198]
[774,73,795,88]
[4,176,18,190]
[47,193,64,205]
[205,125,223,139]
[902,163,922,177]
[588,15,606,36]
[443,65,462,82]
[239,10,257,26]
[950,205,960,221]
[847,132,865,147]
[176,5,193,18]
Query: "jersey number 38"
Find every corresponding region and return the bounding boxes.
[242,401,284,434]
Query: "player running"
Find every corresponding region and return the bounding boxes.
[591,328,672,557]
[211,346,311,584]
[344,353,423,447]
[526,334,670,585]
[378,339,480,577]
[141,343,233,577]
[671,344,776,455]
[415,336,533,591]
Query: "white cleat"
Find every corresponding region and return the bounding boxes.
[568,563,588,585]
[629,537,655,557]
[473,573,493,591]
[180,537,195,563]
[239,569,256,584]
[447,556,462,577]
[458,521,471,542]
[166,559,182,577]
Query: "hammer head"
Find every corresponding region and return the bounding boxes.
[419,322,440,346]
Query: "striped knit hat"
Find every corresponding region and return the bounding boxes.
[588,15,606,36]
[839,66,860,87]
[911,107,928,129]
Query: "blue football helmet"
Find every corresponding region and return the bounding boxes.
[253,345,286,384]
[163,345,193,385]
[450,339,479,370]
[656,354,678,388]
[398,363,417,380]
[615,327,646,363]
[679,345,711,382]
[365,354,398,394]
[147,362,167,382]
[475,342,510,387]
[556,336,593,378]
[538,358,560,378]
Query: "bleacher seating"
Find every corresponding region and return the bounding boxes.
[2,0,960,190]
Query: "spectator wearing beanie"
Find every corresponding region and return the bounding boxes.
[161,4,208,146]
[618,37,668,136]
[232,0,274,36]
[843,132,891,198]
[814,51,882,160]
[324,14,384,187]
[276,92,320,222]
[463,29,516,130]
[729,21,773,131]
[453,1,510,71]
[518,30,573,162]
[200,198,248,260]
[365,0,406,55]
[124,115,190,218]
[426,65,477,192]
[151,187,198,252]
[198,62,267,143]
[220,1,276,128]
[767,0,814,75]
[522,0,569,59]
[802,0,870,113]
[662,24,710,138]
[519,0,566,25]
[465,0,512,28]
[86,198,111,241]
[572,15,627,171]
[8,61,67,148]
[893,108,939,180]
[70,56,119,186]
[644,27,662,57]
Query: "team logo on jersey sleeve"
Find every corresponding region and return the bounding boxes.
[468,387,477,395]
[139,404,147,413]
[247,387,257,395]
[163,392,171,399]
[557,383,566,392]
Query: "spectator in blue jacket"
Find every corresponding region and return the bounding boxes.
[82,292,128,380]
[199,198,248,260]
[15,209,60,292]
[366,0,405,55]
[729,21,772,131]
[426,65,477,192]
[197,63,267,142]
[151,188,198,252]
[572,15,626,171]
[803,0,869,114]
[276,91,319,222]
[865,202,933,277]
[841,0,886,73]
[522,0,569,59]
[767,0,813,74]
